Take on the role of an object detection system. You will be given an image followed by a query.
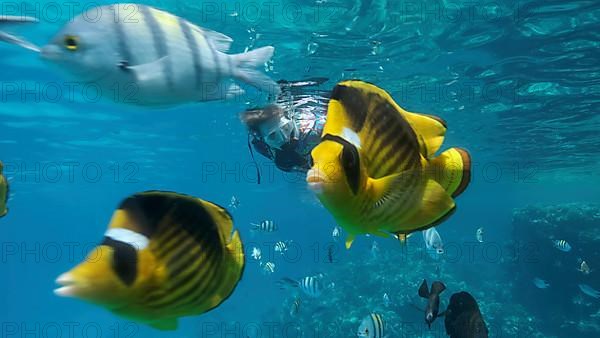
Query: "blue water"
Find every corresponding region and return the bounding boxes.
[1,0,600,337]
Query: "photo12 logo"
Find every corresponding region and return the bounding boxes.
[2,161,139,184]
[1,321,139,338]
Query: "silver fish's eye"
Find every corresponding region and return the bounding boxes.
[63,35,79,51]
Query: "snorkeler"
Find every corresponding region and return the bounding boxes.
[240,78,329,176]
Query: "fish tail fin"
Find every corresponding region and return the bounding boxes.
[345,234,356,249]
[396,233,412,246]
[232,46,280,96]
[427,147,471,198]
[226,230,245,274]
[277,277,299,289]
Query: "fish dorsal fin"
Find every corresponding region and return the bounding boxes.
[321,99,356,137]
[325,80,423,179]
[197,26,233,52]
[403,111,447,158]
[336,79,447,158]
[418,279,429,298]
[368,171,421,209]
[115,191,232,248]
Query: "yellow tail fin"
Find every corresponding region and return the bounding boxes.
[227,230,245,271]
[427,147,471,198]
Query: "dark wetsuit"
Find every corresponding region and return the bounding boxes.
[251,78,329,173]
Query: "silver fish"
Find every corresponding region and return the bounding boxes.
[289,297,301,317]
[251,247,261,261]
[383,293,390,307]
[476,227,484,243]
[423,227,444,258]
[578,284,600,299]
[533,277,550,289]
[577,260,591,275]
[228,196,240,209]
[332,225,342,241]
[357,313,385,338]
[39,4,278,106]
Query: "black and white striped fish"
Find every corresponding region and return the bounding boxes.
[278,276,323,298]
[357,313,385,337]
[39,4,279,107]
[274,241,289,254]
[251,220,277,232]
[553,239,571,252]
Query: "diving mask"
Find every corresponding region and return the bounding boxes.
[264,117,297,149]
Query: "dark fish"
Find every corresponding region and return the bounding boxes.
[327,244,335,263]
[418,279,446,328]
[444,292,488,338]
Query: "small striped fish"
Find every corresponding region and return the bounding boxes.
[40,4,279,107]
[251,220,277,232]
[277,275,323,298]
[289,297,301,317]
[553,239,571,252]
[262,261,275,275]
[274,241,289,254]
[357,313,385,338]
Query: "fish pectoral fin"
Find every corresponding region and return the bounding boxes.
[369,172,408,205]
[125,56,169,86]
[403,111,447,158]
[345,234,356,249]
[403,179,456,231]
[148,318,178,331]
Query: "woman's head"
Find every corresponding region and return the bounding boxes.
[240,104,296,149]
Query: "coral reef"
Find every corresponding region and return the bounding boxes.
[511,203,600,337]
